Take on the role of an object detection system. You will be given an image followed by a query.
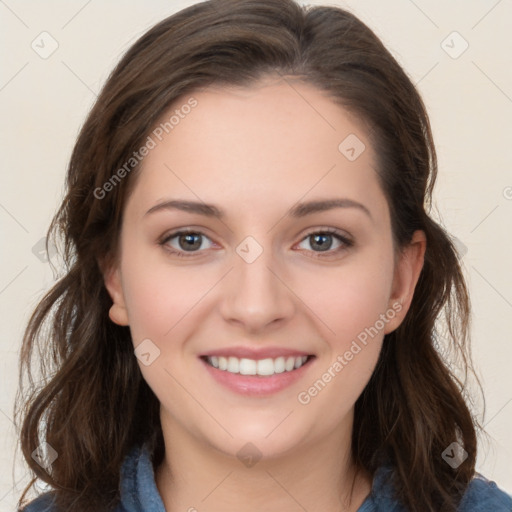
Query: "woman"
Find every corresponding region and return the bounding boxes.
[15,0,512,511]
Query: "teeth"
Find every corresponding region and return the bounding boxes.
[227,357,239,373]
[206,355,309,376]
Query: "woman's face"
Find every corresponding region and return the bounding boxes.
[104,77,424,461]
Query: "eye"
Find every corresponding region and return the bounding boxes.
[159,227,353,259]
[159,230,214,257]
[295,228,353,257]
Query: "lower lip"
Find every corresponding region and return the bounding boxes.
[200,357,314,396]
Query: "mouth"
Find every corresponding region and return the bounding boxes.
[198,346,317,395]
[201,354,314,377]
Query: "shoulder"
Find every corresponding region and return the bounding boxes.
[18,443,156,512]
[458,473,512,511]
[18,492,56,512]
[361,466,512,512]
[18,490,128,512]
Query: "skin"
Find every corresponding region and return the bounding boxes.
[103,76,426,512]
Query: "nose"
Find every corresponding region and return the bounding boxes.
[219,239,296,334]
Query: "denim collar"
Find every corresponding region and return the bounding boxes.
[118,443,403,512]
[117,442,512,511]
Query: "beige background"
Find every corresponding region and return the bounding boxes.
[1,0,511,508]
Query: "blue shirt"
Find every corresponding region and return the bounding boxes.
[22,443,512,511]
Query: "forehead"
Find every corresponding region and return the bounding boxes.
[125,78,387,221]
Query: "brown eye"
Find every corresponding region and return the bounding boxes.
[160,230,214,257]
[177,233,203,251]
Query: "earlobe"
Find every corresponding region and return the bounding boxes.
[102,261,130,327]
[108,303,129,326]
[384,230,427,334]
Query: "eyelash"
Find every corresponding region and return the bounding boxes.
[158,228,353,259]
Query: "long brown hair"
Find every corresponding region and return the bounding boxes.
[15,1,484,510]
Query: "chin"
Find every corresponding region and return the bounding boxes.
[205,417,312,463]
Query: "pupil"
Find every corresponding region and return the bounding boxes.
[312,233,331,251]
[177,233,333,252]
[180,233,201,251]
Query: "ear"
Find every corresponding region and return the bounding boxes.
[100,258,129,326]
[384,230,426,334]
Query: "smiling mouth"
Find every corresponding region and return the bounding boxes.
[201,355,315,377]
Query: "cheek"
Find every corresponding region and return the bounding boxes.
[121,231,395,350]
[119,243,213,343]
[297,249,395,348]
[295,266,391,423]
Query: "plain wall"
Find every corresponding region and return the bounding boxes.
[1,0,511,508]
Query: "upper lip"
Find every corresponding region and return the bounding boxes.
[200,347,314,360]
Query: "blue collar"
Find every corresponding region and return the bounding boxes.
[22,442,512,511]
[118,443,512,511]
[118,443,404,511]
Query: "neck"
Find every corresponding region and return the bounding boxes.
[155,411,372,512]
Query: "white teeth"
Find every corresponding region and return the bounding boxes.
[239,358,257,375]
[227,356,239,373]
[205,354,310,376]
[274,357,286,373]
[285,356,295,371]
[257,358,275,376]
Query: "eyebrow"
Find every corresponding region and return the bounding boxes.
[144,198,372,220]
